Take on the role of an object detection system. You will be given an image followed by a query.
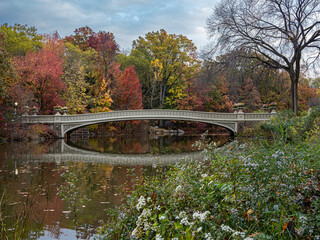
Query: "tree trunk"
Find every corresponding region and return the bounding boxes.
[289,71,299,115]
[293,81,298,115]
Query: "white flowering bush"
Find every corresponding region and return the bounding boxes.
[97,129,320,239]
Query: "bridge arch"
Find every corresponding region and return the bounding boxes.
[63,118,236,138]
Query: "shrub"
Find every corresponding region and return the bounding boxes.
[97,141,320,239]
[259,107,320,143]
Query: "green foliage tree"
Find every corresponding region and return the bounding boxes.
[127,29,200,109]
[0,33,15,104]
[0,23,43,56]
[62,43,91,114]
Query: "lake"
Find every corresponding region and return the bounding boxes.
[0,134,230,239]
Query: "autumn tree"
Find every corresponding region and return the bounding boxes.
[112,65,143,110]
[298,79,319,111]
[207,0,320,114]
[205,79,233,112]
[239,78,262,112]
[65,27,119,85]
[64,27,120,113]
[0,23,43,56]
[13,38,65,114]
[88,31,119,83]
[0,33,14,104]
[202,53,292,109]
[62,43,90,114]
[116,52,154,108]
[64,26,94,51]
[177,83,209,111]
[88,67,113,113]
[128,29,200,109]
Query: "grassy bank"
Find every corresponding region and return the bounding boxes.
[97,108,320,240]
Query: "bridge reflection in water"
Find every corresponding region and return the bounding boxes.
[20,140,204,166]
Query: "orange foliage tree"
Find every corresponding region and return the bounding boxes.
[298,80,319,111]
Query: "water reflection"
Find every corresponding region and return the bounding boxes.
[0,141,145,239]
[0,134,230,239]
[68,134,230,154]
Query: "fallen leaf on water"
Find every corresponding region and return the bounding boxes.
[44,209,55,212]
[18,192,29,195]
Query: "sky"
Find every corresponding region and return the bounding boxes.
[0,0,218,52]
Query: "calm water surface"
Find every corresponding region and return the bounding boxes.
[0,134,230,239]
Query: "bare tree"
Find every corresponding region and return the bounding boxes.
[207,0,320,114]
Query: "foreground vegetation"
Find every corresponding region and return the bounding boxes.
[97,108,320,239]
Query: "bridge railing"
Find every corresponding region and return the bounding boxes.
[243,112,277,121]
[20,109,276,123]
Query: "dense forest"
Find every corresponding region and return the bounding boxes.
[0,24,319,138]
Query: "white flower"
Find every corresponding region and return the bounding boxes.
[220,224,234,233]
[193,211,210,222]
[134,208,152,233]
[172,238,179,240]
[176,211,186,220]
[205,233,213,240]
[155,234,164,240]
[147,197,151,203]
[197,227,203,232]
[232,231,245,238]
[181,217,192,226]
[244,238,254,240]
[175,185,182,192]
[136,196,146,211]
[131,227,139,237]
[159,215,166,220]
[201,173,208,178]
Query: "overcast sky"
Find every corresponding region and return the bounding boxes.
[0,0,218,52]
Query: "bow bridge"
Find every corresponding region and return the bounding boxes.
[20,109,276,138]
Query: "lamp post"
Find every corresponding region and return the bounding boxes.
[13,102,18,120]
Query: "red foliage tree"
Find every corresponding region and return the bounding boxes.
[177,84,209,111]
[112,65,143,110]
[64,26,94,51]
[88,31,119,88]
[88,31,119,60]
[13,39,66,114]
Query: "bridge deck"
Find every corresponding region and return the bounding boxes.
[20,109,276,136]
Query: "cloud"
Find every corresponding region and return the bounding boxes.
[0,0,217,50]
